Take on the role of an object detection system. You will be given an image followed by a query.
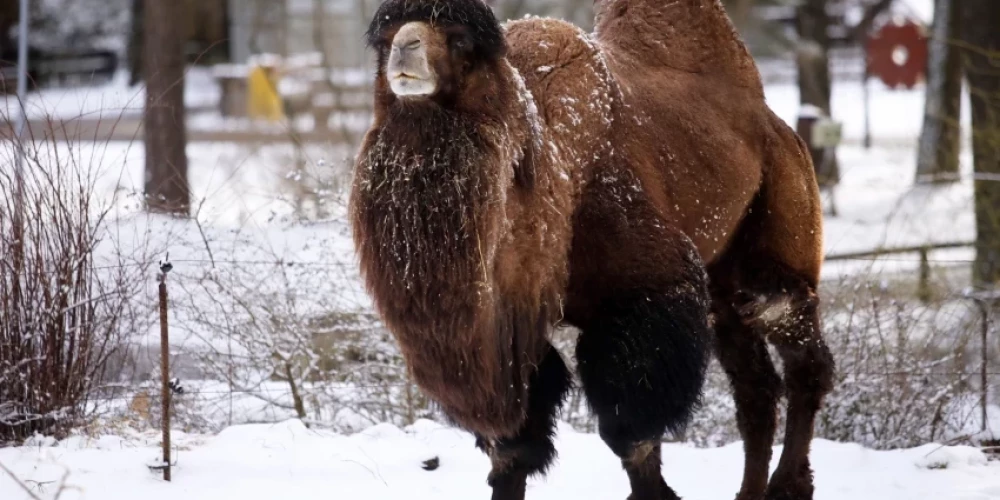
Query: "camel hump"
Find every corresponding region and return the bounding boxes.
[594,0,761,90]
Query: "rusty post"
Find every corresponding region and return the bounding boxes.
[158,261,172,481]
[980,300,990,433]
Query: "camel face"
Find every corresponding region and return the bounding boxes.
[387,22,439,97]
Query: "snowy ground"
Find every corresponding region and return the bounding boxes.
[4,70,219,122]
[1,419,998,500]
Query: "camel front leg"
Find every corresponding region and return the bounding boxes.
[477,346,571,500]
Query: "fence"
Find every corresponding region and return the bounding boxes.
[122,243,997,448]
[826,241,974,302]
[4,219,996,451]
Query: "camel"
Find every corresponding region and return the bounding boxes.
[349,1,834,499]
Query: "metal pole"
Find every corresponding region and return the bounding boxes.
[13,0,29,216]
[862,65,872,149]
[11,0,28,239]
[14,0,28,137]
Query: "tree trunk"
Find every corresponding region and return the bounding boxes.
[916,0,964,183]
[0,0,18,56]
[128,0,143,86]
[796,0,839,186]
[964,0,1000,285]
[143,0,190,215]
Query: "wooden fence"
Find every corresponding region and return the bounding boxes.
[826,241,973,302]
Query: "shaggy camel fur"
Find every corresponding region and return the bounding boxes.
[350,1,834,499]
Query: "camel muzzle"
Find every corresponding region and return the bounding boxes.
[388,22,437,97]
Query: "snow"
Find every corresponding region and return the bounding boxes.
[1,419,998,500]
[896,0,935,24]
[4,69,220,121]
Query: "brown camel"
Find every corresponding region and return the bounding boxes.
[349,1,834,499]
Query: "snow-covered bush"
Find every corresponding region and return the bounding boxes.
[0,128,144,444]
[29,0,130,52]
[164,263,981,446]
[815,284,978,448]
[173,242,434,432]
[681,281,980,450]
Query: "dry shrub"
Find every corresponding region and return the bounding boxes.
[815,282,979,448]
[172,240,433,432]
[663,280,979,449]
[0,124,142,444]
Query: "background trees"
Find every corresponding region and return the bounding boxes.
[963,0,1000,285]
[142,0,190,215]
[915,0,963,183]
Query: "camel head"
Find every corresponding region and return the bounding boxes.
[365,0,507,105]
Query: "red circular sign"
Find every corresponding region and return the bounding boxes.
[866,21,928,89]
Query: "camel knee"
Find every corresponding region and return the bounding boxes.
[731,275,834,408]
[735,290,814,335]
[757,290,834,401]
[731,254,820,336]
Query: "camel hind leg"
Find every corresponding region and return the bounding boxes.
[731,254,833,500]
[759,125,833,500]
[718,123,834,500]
[706,267,782,500]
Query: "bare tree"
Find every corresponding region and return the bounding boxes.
[143,0,190,215]
[916,0,963,183]
[963,0,1000,285]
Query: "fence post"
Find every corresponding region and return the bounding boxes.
[158,259,173,481]
[970,292,995,434]
[979,300,990,433]
[918,247,931,303]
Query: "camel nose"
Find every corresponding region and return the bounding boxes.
[389,23,430,76]
[393,35,422,54]
[387,22,436,96]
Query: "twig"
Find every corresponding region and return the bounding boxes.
[0,460,43,500]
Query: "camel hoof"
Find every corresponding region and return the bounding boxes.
[763,484,813,500]
[625,484,682,500]
[624,494,681,500]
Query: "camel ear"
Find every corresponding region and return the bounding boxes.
[514,139,536,190]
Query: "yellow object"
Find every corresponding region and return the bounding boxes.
[246,65,284,121]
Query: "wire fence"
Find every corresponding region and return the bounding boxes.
[30,253,985,276]
[81,371,1000,404]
